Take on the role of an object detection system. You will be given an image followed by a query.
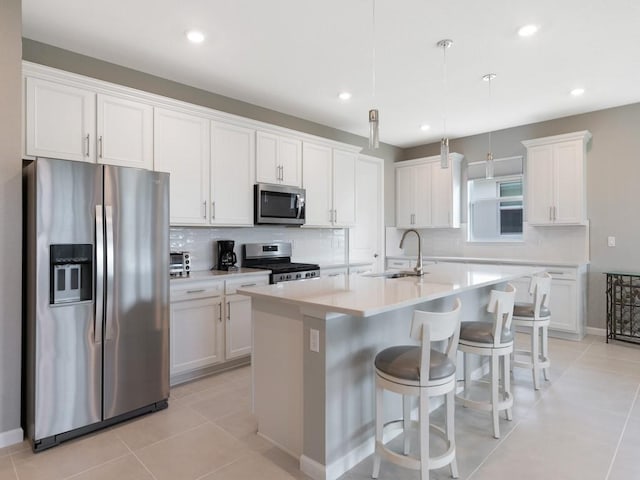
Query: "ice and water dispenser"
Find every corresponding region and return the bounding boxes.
[49,244,93,305]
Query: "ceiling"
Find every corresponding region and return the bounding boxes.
[22,0,640,148]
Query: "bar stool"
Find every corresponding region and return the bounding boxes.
[372,298,462,480]
[512,273,552,390]
[457,284,516,439]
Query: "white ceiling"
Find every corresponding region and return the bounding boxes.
[22,0,640,148]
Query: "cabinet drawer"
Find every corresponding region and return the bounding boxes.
[544,267,577,280]
[171,280,224,301]
[225,276,269,294]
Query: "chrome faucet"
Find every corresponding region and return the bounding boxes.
[399,229,424,276]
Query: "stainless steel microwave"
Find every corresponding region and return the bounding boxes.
[254,184,305,225]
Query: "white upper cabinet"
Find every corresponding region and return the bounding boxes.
[154,108,210,225]
[210,122,255,226]
[25,77,154,170]
[395,153,462,229]
[302,143,357,227]
[302,142,333,227]
[96,94,153,170]
[332,149,357,227]
[256,131,302,187]
[522,131,591,225]
[25,77,96,162]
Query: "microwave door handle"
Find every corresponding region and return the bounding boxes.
[296,194,304,219]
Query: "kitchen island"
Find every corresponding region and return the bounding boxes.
[238,262,542,480]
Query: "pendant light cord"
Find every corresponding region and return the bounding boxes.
[442,43,447,137]
[372,0,376,102]
[488,74,492,155]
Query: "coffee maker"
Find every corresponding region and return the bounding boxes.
[217,240,237,271]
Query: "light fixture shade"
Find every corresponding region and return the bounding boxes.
[440,137,449,168]
[485,152,494,179]
[369,109,379,149]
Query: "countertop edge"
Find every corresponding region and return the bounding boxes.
[386,255,590,268]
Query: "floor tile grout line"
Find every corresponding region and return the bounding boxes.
[466,339,592,479]
[192,448,257,480]
[119,435,159,480]
[59,450,132,480]
[115,421,205,455]
[604,381,640,480]
[10,453,19,480]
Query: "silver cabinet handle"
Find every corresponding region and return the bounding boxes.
[186,289,205,294]
[226,301,231,321]
[218,302,222,322]
[334,209,338,224]
[240,283,256,288]
[553,206,557,221]
[94,205,103,344]
[278,165,283,181]
[211,201,216,219]
[98,135,103,158]
[203,201,207,219]
[85,134,90,157]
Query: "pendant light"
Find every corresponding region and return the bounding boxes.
[368,0,379,149]
[437,39,453,168]
[482,73,496,179]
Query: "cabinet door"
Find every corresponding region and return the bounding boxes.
[526,145,555,225]
[256,131,279,184]
[279,136,303,187]
[96,94,153,170]
[154,108,210,225]
[548,279,578,333]
[553,140,584,224]
[332,150,357,226]
[225,294,252,359]
[25,77,96,162]
[395,165,415,228]
[211,122,255,226]
[303,142,333,227]
[170,297,223,376]
[430,162,452,227]
[413,163,432,227]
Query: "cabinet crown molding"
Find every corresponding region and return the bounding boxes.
[395,152,464,169]
[521,130,592,148]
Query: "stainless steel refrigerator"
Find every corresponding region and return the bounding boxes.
[23,157,170,451]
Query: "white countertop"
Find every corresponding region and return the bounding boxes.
[170,267,270,284]
[386,255,589,268]
[238,262,543,317]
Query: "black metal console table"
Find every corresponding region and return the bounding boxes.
[606,272,640,344]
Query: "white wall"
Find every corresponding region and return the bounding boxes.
[0,0,23,447]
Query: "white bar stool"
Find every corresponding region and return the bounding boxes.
[372,298,462,480]
[512,273,552,390]
[457,284,516,439]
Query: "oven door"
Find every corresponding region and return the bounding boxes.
[254,184,305,225]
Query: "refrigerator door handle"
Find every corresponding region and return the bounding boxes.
[105,205,115,341]
[95,205,104,344]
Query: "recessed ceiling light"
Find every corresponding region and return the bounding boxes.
[338,92,352,101]
[518,24,539,37]
[570,88,585,96]
[186,30,205,44]
[420,124,431,131]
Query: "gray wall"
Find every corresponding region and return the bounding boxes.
[0,0,23,441]
[403,103,640,330]
[22,39,403,226]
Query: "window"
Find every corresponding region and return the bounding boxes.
[468,175,523,242]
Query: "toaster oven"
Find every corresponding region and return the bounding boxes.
[170,252,190,276]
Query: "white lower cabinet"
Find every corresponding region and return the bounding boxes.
[170,274,269,384]
[170,283,224,377]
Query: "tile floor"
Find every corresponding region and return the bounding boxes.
[1,334,639,480]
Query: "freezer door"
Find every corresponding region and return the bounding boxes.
[103,165,170,419]
[29,158,103,441]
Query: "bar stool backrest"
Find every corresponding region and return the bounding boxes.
[487,284,516,347]
[410,298,462,386]
[528,273,552,318]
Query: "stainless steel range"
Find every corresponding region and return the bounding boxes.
[242,242,320,283]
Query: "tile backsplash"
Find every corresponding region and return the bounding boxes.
[170,226,347,271]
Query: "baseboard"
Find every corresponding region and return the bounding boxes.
[300,455,327,480]
[0,427,23,449]
[586,327,606,337]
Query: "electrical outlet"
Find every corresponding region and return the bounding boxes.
[608,236,616,247]
[310,329,320,352]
